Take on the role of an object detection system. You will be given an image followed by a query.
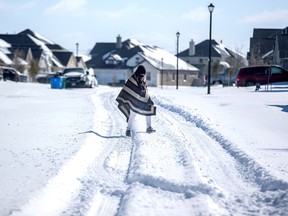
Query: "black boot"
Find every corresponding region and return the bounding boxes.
[125,129,131,137]
[146,127,156,133]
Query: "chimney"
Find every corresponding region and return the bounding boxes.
[116,34,122,49]
[189,39,195,56]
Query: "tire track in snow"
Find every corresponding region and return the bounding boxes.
[155,97,288,190]
[155,97,288,215]
[61,89,132,216]
[118,98,229,215]
[10,88,132,216]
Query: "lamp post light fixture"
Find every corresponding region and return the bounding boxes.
[76,42,79,57]
[176,31,180,90]
[207,3,214,94]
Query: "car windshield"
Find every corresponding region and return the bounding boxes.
[63,68,84,74]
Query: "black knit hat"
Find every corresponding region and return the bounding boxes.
[135,65,146,77]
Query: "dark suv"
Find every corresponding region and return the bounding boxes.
[236,65,288,87]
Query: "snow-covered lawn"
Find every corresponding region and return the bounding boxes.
[0,81,287,215]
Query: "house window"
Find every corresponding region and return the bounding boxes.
[199,58,203,63]
[184,74,187,82]
[172,73,175,81]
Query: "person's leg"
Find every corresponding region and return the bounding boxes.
[146,115,152,128]
[127,110,136,131]
[146,115,156,133]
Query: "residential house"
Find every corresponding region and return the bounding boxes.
[0,29,85,80]
[86,35,199,87]
[248,28,283,65]
[248,27,288,67]
[179,39,246,85]
[273,28,288,69]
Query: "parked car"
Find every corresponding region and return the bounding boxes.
[236,65,288,87]
[62,67,97,88]
[0,66,28,82]
[205,73,237,86]
[36,72,58,84]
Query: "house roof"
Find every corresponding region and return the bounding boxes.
[87,38,199,71]
[53,51,73,66]
[0,29,73,68]
[87,39,144,69]
[252,28,282,39]
[90,43,116,57]
[46,44,66,51]
[249,27,288,58]
[0,34,36,48]
[249,36,276,56]
[18,29,55,44]
[179,39,222,58]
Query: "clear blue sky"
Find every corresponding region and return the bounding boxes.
[1,0,288,56]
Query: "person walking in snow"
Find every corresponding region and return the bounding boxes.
[116,65,156,136]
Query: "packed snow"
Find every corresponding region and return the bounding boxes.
[0,81,288,216]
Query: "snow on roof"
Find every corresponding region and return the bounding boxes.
[78,54,91,62]
[215,42,246,59]
[28,34,52,56]
[16,57,28,66]
[214,43,231,58]
[128,39,145,48]
[32,31,54,45]
[102,50,115,60]
[111,54,122,61]
[220,61,230,68]
[0,51,13,64]
[0,38,11,49]
[0,39,12,64]
[262,50,273,59]
[0,46,11,55]
[135,42,198,71]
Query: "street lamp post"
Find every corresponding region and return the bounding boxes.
[76,42,79,67]
[207,3,214,94]
[176,31,180,90]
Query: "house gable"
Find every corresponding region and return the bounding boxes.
[252,28,282,39]
[179,39,221,58]
[90,43,116,58]
[249,27,288,65]
[0,29,81,73]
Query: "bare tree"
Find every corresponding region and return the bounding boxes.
[212,59,220,77]
[225,47,247,86]
[28,59,39,82]
[248,44,264,66]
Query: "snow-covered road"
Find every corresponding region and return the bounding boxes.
[1,82,288,215]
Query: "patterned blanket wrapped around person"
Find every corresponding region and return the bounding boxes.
[116,75,156,122]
